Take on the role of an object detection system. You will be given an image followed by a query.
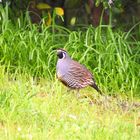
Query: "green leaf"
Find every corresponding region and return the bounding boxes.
[36,3,51,10]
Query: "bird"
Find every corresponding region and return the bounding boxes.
[56,48,102,94]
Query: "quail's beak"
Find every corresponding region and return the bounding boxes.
[53,48,65,58]
[56,50,60,57]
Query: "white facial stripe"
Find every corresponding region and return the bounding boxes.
[62,52,66,59]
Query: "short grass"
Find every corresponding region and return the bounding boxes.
[0,69,140,140]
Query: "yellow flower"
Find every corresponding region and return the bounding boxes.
[54,7,64,16]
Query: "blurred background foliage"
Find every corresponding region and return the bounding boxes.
[0,0,140,28]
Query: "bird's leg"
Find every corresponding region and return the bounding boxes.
[67,88,75,94]
[67,88,71,93]
[66,88,81,99]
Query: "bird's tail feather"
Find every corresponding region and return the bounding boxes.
[90,83,102,95]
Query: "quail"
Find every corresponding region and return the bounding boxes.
[56,48,102,94]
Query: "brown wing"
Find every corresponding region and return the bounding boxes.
[57,60,95,89]
[66,61,94,88]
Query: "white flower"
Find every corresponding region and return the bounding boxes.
[17,127,21,132]
[68,114,77,120]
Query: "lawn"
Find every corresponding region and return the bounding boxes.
[0,70,140,140]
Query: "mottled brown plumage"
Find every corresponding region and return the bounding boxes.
[56,49,102,94]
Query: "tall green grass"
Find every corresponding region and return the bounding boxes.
[0,5,140,95]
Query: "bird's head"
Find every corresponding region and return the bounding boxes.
[56,48,70,59]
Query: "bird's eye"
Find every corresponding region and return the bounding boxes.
[57,52,66,59]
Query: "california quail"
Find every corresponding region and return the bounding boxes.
[56,48,102,94]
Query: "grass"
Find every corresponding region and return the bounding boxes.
[0,5,140,139]
[0,5,140,95]
[0,68,140,140]
[0,23,140,95]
